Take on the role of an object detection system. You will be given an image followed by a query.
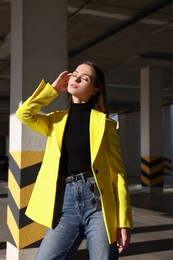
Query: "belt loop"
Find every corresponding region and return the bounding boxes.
[80,172,86,183]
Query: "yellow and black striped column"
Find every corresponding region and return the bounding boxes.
[140,67,163,193]
[7,151,46,249]
[8,0,67,258]
[141,156,164,190]
[163,157,172,176]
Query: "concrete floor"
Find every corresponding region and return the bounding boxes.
[0,175,173,260]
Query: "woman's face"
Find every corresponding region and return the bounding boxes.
[67,64,98,103]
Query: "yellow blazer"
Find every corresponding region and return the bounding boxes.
[16,80,133,243]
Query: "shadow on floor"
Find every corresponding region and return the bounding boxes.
[120,238,173,257]
[73,236,173,259]
[74,250,89,260]
[74,223,173,258]
[132,224,173,234]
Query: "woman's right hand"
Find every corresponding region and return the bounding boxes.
[52,71,72,93]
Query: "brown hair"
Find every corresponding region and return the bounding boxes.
[81,61,108,115]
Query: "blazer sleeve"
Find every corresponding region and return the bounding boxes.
[105,118,133,229]
[16,80,59,136]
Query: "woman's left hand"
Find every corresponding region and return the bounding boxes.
[117,228,131,253]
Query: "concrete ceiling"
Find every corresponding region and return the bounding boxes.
[1,0,173,136]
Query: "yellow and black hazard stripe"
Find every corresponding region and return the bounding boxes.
[163,157,172,176]
[141,156,163,187]
[7,151,46,249]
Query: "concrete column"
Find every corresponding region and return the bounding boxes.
[0,137,6,155]
[119,111,140,177]
[140,67,163,193]
[170,105,173,173]
[163,106,172,180]
[7,1,67,259]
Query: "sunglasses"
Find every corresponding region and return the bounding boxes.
[89,182,97,207]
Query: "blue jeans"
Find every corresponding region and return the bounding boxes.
[35,176,118,260]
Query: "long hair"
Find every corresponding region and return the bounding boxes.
[80,61,108,115]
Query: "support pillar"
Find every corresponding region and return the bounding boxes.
[7,0,67,259]
[163,106,172,179]
[140,67,163,193]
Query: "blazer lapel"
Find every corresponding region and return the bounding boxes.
[54,108,70,152]
[90,109,106,165]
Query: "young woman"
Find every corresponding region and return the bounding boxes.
[16,61,133,260]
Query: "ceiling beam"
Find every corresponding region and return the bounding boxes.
[68,0,173,58]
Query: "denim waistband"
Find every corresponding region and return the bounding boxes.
[64,170,93,184]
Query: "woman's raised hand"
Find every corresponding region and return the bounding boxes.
[52,71,72,93]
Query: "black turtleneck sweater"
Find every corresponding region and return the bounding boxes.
[58,102,92,176]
